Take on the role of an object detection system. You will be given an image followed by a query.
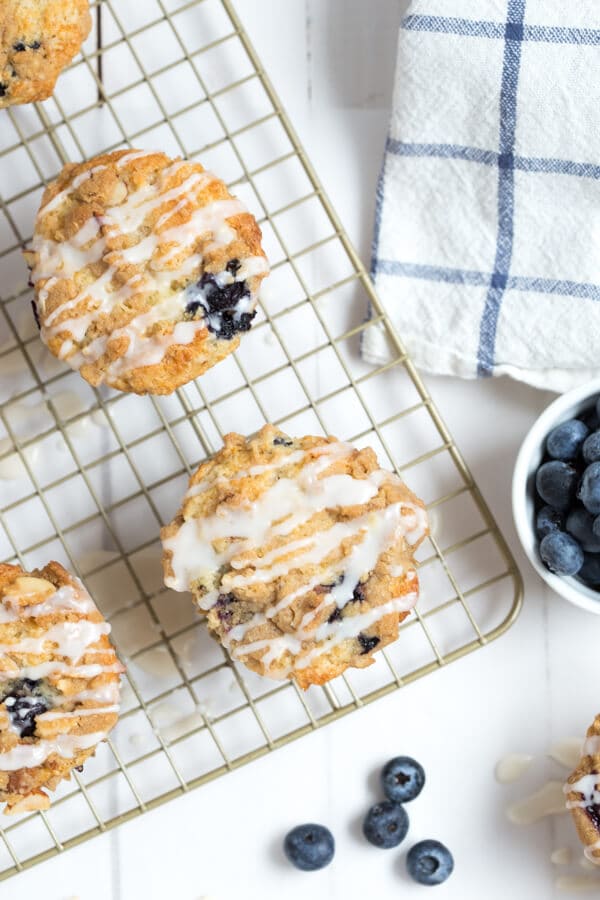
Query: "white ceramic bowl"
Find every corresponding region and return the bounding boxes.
[512,376,600,614]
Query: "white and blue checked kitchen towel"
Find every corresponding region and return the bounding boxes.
[364,0,600,391]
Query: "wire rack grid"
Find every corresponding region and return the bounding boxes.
[0,0,522,880]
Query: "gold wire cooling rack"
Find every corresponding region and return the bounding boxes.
[0,0,523,880]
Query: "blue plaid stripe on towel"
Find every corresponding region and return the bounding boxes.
[365,0,600,391]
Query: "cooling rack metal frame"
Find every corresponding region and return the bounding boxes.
[0,0,523,880]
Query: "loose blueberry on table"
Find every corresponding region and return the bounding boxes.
[283,823,335,871]
[406,839,454,886]
[362,799,409,849]
[381,756,425,804]
[534,396,600,587]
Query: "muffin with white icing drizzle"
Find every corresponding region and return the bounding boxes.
[0,561,124,814]
[565,715,600,864]
[161,426,428,689]
[0,0,91,107]
[25,148,269,394]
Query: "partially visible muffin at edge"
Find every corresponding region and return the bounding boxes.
[161,425,429,689]
[0,0,91,107]
[565,715,600,864]
[0,561,124,814]
[25,148,269,394]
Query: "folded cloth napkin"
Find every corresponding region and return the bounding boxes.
[364,0,600,392]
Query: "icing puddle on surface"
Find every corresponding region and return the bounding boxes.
[497,739,600,892]
[555,876,600,893]
[506,781,567,825]
[495,753,534,784]
[552,848,574,866]
[551,738,585,770]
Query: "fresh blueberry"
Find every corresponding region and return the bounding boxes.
[578,553,600,586]
[579,462,600,514]
[536,505,564,538]
[593,516,600,539]
[535,461,577,512]
[407,840,454,886]
[357,633,380,654]
[546,419,589,461]
[566,507,600,552]
[596,396,600,423]
[584,407,600,432]
[283,824,335,871]
[362,800,409,849]
[381,756,425,803]
[583,432,600,464]
[1,678,51,737]
[539,531,584,576]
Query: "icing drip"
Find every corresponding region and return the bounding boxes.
[506,781,568,825]
[31,154,268,379]
[164,440,427,672]
[550,736,585,768]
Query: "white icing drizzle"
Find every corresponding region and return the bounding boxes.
[0,578,122,771]
[31,153,268,379]
[0,661,122,681]
[185,449,307,500]
[565,773,600,811]
[116,149,160,168]
[0,732,106,771]
[0,584,95,623]
[164,440,427,673]
[0,620,111,662]
[38,705,119,722]
[239,592,418,671]
[40,165,106,216]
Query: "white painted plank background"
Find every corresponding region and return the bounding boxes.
[6,2,600,898]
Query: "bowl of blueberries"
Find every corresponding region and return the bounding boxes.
[513,378,600,613]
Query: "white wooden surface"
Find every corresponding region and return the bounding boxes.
[8,2,600,897]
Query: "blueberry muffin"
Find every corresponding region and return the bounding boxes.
[565,715,600,863]
[0,561,124,814]
[0,0,91,107]
[161,426,428,688]
[25,149,269,395]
